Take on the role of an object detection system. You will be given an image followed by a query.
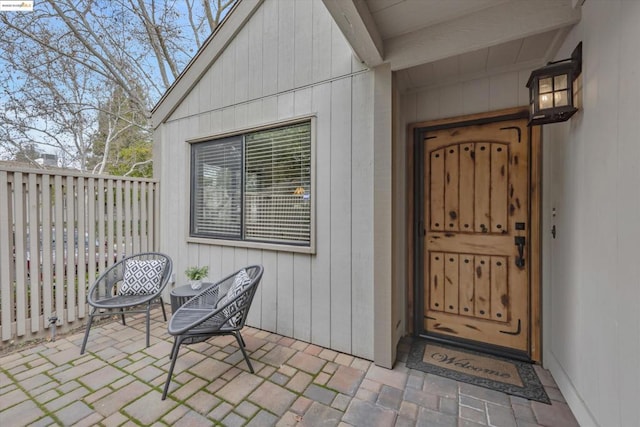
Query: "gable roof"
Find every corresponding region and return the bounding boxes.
[151,0,264,129]
[153,0,581,128]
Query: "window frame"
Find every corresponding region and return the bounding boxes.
[186,116,316,254]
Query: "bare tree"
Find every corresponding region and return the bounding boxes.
[0,0,236,173]
[0,33,98,168]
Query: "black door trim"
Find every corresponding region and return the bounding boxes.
[413,110,531,355]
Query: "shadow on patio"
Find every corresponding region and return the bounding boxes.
[0,307,578,426]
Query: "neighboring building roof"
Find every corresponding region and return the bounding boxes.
[151,0,264,129]
[0,159,68,172]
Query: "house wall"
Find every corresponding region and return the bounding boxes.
[540,2,640,426]
[155,0,385,361]
[399,2,640,425]
[391,74,405,364]
[400,70,532,124]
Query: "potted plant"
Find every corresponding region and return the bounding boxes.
[185,266,209,290]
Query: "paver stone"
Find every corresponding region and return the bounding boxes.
[245,409,279,427]
[122,390,177,425]
[531,400,580,427]
[343,399,397,427]
[300,402,342,427]
[326,365,364,396]
[215,371,263,404]
[261,345,297,367]
[287,370,313,393]
[55,401,94,426]
[366,365,408,389]
[173,410,212,427]
[0,388,29,410]
[416,407,458,427]
[303,384,337,406]
[94,381,151,417]
[79,364,126,390]
[249,381,297,416]
[0,399,44,426]
[288,351,326,374]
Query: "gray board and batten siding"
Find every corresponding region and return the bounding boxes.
[154,0,385,361]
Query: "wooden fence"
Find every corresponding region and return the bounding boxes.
[0,165,159,346]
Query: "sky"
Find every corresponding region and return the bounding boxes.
[0,1,235,162]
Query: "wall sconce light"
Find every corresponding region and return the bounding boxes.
[527,42,582,126]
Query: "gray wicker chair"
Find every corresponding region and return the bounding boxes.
[162,265,263,400]
[80,252,173,354]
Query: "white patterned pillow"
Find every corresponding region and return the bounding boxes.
[119,259,166,295]
[219,269,252,326]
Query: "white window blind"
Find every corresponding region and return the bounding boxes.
[244,122,311,244]
[190,121,312,246]
[191,136,242,238]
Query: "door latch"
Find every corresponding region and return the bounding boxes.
[514,236,525,268]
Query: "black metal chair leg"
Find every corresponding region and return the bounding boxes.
[169,338,179,360]
[80,311,96,355]
[162,337,184,400]
[234,332,254,373]
[145,305,151,348]
[239,333,246,348]
[121,313,126,325]
[159,297,167,321]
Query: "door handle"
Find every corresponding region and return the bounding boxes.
[514,236,525,268]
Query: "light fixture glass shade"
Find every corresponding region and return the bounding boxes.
[526,42,582,126]
[539,93,553,109]
[554,91,568,107]
[539,78,553,93]
[554,74,567,90]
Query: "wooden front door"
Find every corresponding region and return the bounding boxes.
[422,118,530,353]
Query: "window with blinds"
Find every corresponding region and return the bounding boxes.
[190,121,312,246]
[191,136,243,238]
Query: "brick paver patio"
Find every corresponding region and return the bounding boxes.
[0,308,579,426]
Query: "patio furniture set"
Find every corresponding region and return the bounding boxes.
[79,252,264,401]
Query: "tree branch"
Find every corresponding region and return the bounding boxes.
[124,159,153,176]
[45,0,151,117]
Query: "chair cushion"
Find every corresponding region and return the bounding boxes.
[119,259,166,295]
[218,269,252,326]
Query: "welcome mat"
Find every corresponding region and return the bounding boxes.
[407,339,550,404]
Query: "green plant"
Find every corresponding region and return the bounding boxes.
[185,266,209,280]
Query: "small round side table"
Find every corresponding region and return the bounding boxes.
[169,282,214,314]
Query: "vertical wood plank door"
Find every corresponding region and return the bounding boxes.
[423,119,530,353]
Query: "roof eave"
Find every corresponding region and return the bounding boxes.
[322,0,384,68]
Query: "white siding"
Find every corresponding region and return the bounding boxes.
[294,0,313,88]
[373,64,394,368]
[156,0,375,360]
[329,77,352,353]
[541,2,640,426]
[351,72,375,358]
[402,70,531,124]
[310,82,332,348]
